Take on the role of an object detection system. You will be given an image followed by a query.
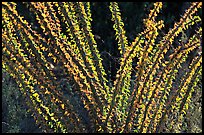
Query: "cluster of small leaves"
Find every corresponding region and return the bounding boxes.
[2,2,202,133]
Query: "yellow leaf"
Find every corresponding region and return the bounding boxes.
[44,116,48,121]
[45,90,50,94]
[162,63,166,67]
[49,113,54,117]
[21,75,25,79]
[51,116,55,120]
[64,111,69,115]
[38,108,42,114]
[33,93,39,98]
[48,53,52,57]
[61,104,65,109]
[41,47,46,51]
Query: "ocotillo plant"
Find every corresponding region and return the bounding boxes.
[2,2,202,133]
